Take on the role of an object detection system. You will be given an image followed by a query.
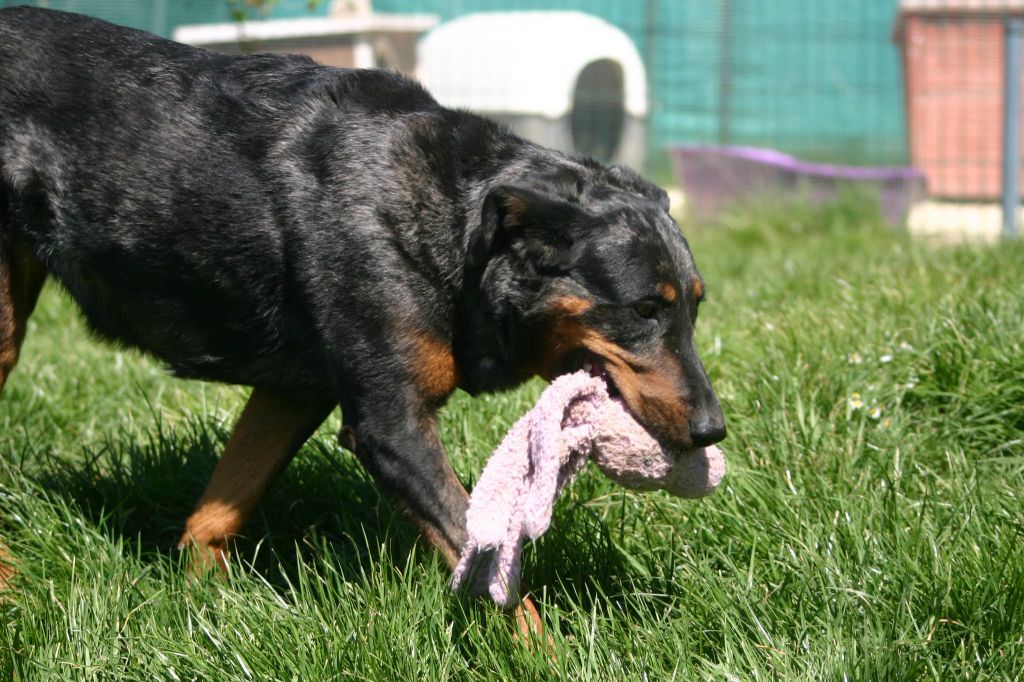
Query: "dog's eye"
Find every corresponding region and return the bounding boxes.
[633,301,658,319]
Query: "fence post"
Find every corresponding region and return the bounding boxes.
[1002,18,1022,239]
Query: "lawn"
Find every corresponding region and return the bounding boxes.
[2,197,1023,679]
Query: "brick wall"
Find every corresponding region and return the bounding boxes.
[900,14,1023,198]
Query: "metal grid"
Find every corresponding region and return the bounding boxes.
[2,0,1020,239]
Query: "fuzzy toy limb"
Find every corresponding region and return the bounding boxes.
[452,370,726,608]
[451,374,603,606]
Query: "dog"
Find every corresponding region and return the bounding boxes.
[0,6,725,607]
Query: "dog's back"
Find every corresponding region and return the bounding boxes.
[0,7,472,395]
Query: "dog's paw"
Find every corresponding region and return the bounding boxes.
[513,595,557,661]
[177,535,230,577]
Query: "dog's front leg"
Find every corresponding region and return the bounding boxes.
[343,408,469,568]
[344,402,550,649]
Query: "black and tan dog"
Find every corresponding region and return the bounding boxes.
[0,7,725,603]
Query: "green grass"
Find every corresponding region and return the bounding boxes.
[2,197,1023,679]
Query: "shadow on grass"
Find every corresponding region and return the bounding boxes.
[26,416,422,588]
[25,416,655,609]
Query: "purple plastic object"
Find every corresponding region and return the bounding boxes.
[669,145,928,225]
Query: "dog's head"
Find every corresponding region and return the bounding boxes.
[459,163,726,452]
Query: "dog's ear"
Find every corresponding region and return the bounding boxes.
[607,165,670,212]
[467,184,579,272]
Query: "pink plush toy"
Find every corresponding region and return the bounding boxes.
[451,370,725,607]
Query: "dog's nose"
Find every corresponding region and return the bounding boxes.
[689,419,726,448]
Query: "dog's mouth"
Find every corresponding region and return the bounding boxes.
[568,350,689,451]
[576,353,621,398]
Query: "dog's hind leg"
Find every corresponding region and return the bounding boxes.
[178,388,335,572]
[0,238,46,586]
[0,238,47,396]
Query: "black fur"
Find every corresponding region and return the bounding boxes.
[0,7,724,565]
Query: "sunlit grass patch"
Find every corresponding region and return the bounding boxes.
[2,196,1023,679]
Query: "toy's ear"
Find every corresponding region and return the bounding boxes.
[467,184,580,272]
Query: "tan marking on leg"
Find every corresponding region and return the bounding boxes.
[0,243,47,590]
[179,389,334,574]
[514,594,557,659]
[0,240,47,395]
[0,260,13,385]
[0,544,15,592]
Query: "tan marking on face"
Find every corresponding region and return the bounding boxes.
[693,279,704,300]
[520,296,593,379]
[581,336,691,446]
[527,301,692,446]
[504,193,529,225]
[408,330,459,404]
[657,282,678,303]
[548,295,592,316]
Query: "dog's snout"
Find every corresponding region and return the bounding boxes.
[689,418,726,448]
[679,342,726,449]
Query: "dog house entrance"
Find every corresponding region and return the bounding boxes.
[570,59,626,163]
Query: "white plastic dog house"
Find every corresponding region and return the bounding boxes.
[417,11,649,169]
